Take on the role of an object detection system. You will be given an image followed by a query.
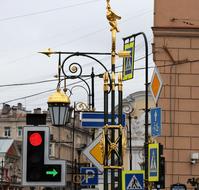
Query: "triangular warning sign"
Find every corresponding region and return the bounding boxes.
[127,175,143,190]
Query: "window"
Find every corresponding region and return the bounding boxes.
[17,127,23,137]
[4,127,11,137]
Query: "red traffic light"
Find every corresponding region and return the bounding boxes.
[29,132,42,146]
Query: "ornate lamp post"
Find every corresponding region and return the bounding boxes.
[122,103,134,170]
[123,32,149,190]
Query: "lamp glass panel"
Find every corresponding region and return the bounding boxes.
[52,106,60,125]
[48,107,55,125]
[59,106,68,125]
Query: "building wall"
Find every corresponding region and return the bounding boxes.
[153,0,199,189]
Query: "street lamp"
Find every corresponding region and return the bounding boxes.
[123,32,149,190]
[122,102,134,170]
[47,88,71,126]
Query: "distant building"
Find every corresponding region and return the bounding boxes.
[121,91,155,170]
[0,139,21,190]
[0,103,93,190]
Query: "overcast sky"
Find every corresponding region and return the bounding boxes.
[0,0,154,112]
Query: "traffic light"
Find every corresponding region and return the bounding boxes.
[154,143,165,189]
[22,127,66,186]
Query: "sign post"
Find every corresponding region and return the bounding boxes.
[122,170,144,190]
[82,134,104,172]
[81,111,125,128]
[122,41,135,81]
[150,107,162,136]
[148,143,159,182]
[150,67,163,104]
[80,167,98,186]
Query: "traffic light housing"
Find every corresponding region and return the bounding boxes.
[22,127,66,186]
[154,143,165,189]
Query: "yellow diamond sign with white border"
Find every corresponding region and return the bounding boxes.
[150,67,163,104]
[82,134,103,172]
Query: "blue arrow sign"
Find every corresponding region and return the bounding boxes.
[80,167,98,186]
[150,107,161,136]
[81,111,126,128]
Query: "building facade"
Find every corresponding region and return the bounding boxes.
[153,0,199,189]
[122,91,155,171]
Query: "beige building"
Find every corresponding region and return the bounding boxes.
[153,0,199,189]
[0,103,92,190]
[122,91,155,171]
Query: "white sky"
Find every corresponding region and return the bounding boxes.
[0,0,154,112]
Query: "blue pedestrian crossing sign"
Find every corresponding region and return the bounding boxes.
[150,107,162,136]
[148,143,159,182]
[122,170,144,190]
[122,41,135,81]
[80,167,98,186]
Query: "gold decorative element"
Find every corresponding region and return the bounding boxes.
[100,124,127,165]
[106,0,121,32]
[112,72,115,91]
[106,0,121,66]
[117,50,131,58]
[48,89,70,103]
[103,72,109,91]
[39,48,53,57]
[71,65,78,73]
[118,72,123,91]
[75,102,90,111]
[104,166,123,169]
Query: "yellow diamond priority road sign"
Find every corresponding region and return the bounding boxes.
[82,134,103,172]
[150,67,163,104]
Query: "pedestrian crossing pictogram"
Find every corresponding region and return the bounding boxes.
[148,143,159,182]
[122,170,144,190]
[127,175,143,190]
[150,150,157,172]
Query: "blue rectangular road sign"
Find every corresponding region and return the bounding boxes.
[122,170,144,190]
[81,111,126,128]
[80,167,98,186]
[148,143,159,182]
[150,107,161,136]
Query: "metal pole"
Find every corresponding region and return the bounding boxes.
[129,114,133,170]
[58,53,61,87]
[1,159,3,190]
[118,73,123,190]
[72,102,76,190]
[143,33,149,190]
[91,67,95,110]
[104,72,109,190]
[123,32,149,190]
[111,72,115,190]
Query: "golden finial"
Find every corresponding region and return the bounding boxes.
[106,0,121,32]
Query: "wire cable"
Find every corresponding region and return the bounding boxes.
[0,0,101,22]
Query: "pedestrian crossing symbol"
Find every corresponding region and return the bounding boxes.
[148,143,159,182]
[122,170,144,190]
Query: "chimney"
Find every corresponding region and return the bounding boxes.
[17,103,23,110]
[34,108,41,114]
[2,104,11,114]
